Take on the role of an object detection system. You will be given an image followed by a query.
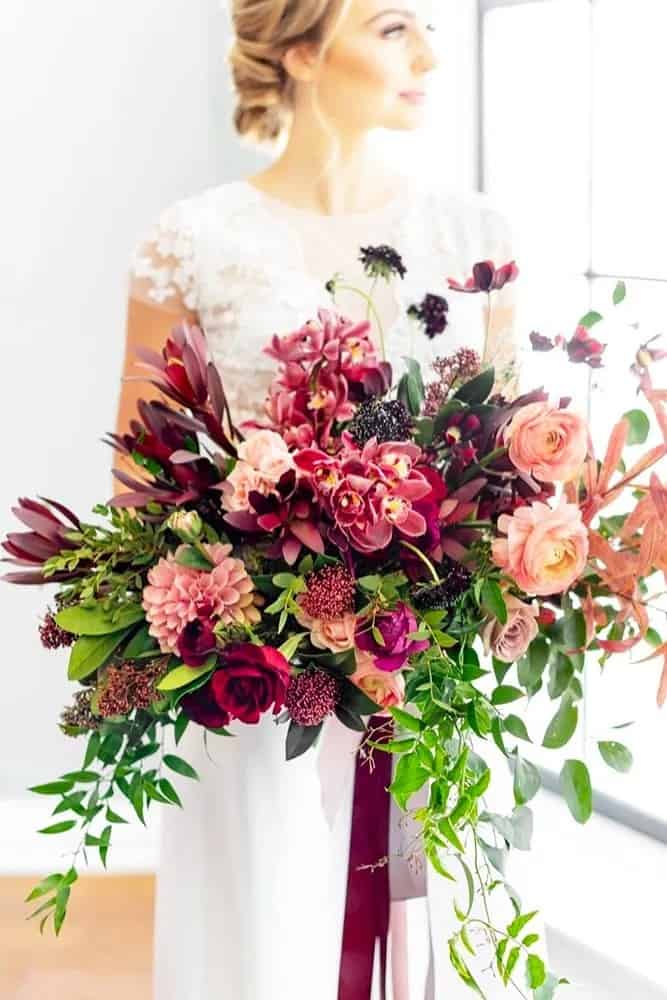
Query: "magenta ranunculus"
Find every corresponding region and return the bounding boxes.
[355,602,429,672]
[177,614,218,667]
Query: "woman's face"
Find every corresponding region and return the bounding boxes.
[305,1,442,133]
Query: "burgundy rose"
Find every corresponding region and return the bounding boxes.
[180,683,231,730]
[177,615,218,667]
[216,642,291,724]
[355,602,429,672]
[565,325,606,368]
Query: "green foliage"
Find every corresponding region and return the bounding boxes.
[561,759,593,823]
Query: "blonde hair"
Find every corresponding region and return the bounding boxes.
[227,0,354,148]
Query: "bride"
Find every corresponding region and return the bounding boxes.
[114,1,539,997]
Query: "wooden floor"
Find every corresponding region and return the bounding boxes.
[1,875,154,999]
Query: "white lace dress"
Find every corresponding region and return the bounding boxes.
[127,175,538,1000]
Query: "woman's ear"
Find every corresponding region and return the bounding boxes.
[282,41,320,84]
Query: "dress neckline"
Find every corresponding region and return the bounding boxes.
[237,175,414,222]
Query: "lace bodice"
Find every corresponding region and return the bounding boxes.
[128,176,521,425]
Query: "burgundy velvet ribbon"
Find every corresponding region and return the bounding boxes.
[337,713,393,1000]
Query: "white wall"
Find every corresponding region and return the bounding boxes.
[0,1,479,801]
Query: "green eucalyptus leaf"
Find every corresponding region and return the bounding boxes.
[542,696,578,749]
[598,740,633,773]
[623,409,650,446]
[481,580,508,625]
[561,759,593,823]
[513,753,541,806]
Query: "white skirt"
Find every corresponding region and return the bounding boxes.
[152,711,547,999]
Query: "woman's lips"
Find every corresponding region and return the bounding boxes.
[399,91,426,103]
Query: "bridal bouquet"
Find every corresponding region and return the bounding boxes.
[4,244,667,999]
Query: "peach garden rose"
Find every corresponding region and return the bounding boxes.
[503,401,588,483]
[492,499,589,597]
[350,649,406,716]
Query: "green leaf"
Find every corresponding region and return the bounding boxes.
[481,580,508,624]
[389,706,423,733]
[534,973,561,1000]
[123,623,159,659]
[55,602,145,636]
[157,777,183,807]
[59,770,99,783]
[613,280,626,305]
[504,715,531,742]
[448,937,485,996]
[578,310,603,330]
[542,697,578,749]
[548,652,574,700]
[358,574,382,592]
[157,659,216,692]
[25,873,63,902]
[511,805,533,851]
[285,720,323,760]
[163,754,199,780]
[67,629,132,682]
[561,759,593,823]
[174,545,214,570]
[272,572,298,589]
[277,631,308,661]
[623,409,650,446]
[174,711,190,746]
[37,820,77,835]
[83,730,101,768]
[454,367,495,405]
[491,685,524,706]
[503,944,521,986]
[105,806,128,824]
[526,952,547,990]
[338,677,382,716]
[389,753,429,811]
[28,780,74,796]
[598,740,633,773]
[507,909,538,939]
[438,816,465,852]
[513,753,541,806]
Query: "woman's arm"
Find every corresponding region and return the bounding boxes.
[112,197,199,499]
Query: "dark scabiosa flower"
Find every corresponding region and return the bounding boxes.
[39,609,76,650]
[407,293,449,339]
[448,260,519,294]
[529,331,556,352]
[348,398,412,446]
[285,668,341,726]
[359,244,407,281]
[301,565,356,620]
[59,689,102,734]
[412,558,473,611]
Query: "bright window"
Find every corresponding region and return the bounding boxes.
[481,0,667,825]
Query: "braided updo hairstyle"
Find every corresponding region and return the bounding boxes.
[227,0,354,146]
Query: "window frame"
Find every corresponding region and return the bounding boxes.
[477,0,667,844]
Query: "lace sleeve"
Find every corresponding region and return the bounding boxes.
[128,198,199,315]
[479,198,523,399]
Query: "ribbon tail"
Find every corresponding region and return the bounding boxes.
[337,714,393,1000]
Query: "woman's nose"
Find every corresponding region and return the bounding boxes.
[413,28,440,74]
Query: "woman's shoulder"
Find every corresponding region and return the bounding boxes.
[416,180,517,259]
[147,178,256,236]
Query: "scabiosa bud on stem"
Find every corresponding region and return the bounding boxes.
[407,293,449,339]
[359,245,407,281]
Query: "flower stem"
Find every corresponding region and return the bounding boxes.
[336,282,387,362]
[399,540,441,583]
